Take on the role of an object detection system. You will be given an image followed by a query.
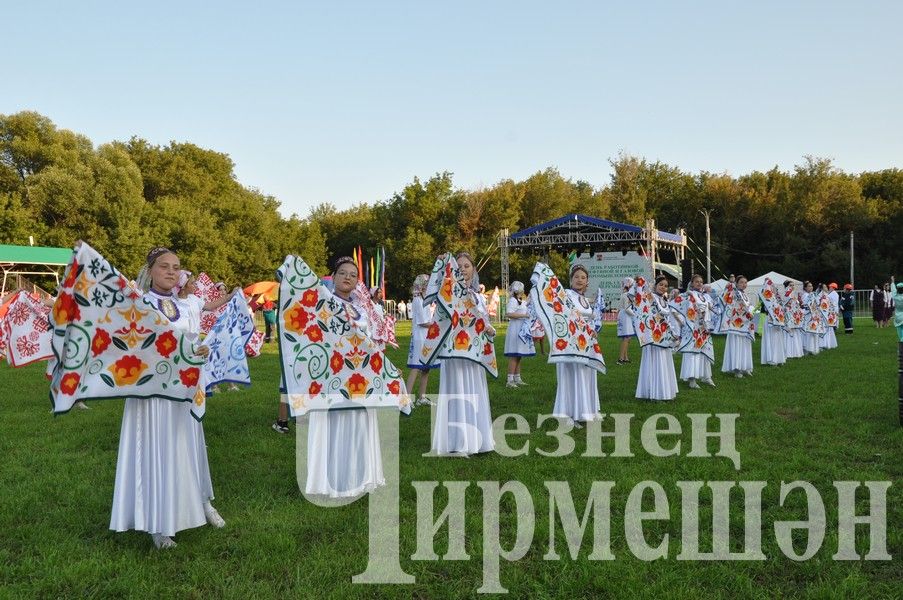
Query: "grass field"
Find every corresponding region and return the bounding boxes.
[1,320,901,599]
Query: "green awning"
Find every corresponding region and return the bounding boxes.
[0,245,73,266]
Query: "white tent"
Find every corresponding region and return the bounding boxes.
[746,271,802,302]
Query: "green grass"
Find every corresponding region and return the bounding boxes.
[1,320,901,599]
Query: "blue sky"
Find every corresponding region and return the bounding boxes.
[5,1,901,217]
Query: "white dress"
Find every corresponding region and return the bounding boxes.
[110,293,212,537]
[820,293,838,349]
[761,317,786,366]
[504,297,536,357]
[552,290,600,422]
[635,295,678,401]
[800,293,821,355]
[616,292,635,338]
[679,291,712,381]
[432,291,494,455]
[722,290,754,374]
[306,296,384,498]
[407,296,438,370]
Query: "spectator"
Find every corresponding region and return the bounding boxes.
[397,299,407,320]
[883,282,895,327]
[871,284,885,327]
[840,284,855,334]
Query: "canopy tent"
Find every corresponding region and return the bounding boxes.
[499,214,687,294]
[0,244,73,296]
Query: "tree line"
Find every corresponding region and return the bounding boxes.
[2,111,900,298]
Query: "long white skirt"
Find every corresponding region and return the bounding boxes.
[616,310,635,338]
[679,352,712,381]
[636,345,678,401]
[722,333,753,373]
[820,327,838,349]
[761,323,786,365]
[802,331,821,355]
[110,398,208,537]
[783,329,804,358]
[306,408,384,498]
[552,363,600,422]
[504,321,536,356]
[433,358,494,455]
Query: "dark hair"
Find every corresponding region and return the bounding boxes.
[783,280,792,287]
[331,256,357,276]
[736,275,747,284]
[691,273,703,282]
[570,264,589,279]
[654,275,668,286]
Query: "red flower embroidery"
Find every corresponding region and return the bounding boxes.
[284,302,312,335]
[91,329,112,357]
[62,259,79,289]
[593,343,601,354]
[60,372,80,395]
[308,381,322,395]
[555,339,567,351]
[387,379,401,395]
[474,318,485,334]
[483,342,493,355]
[453,330,470,350]
[301,289,319,307]
[108,355,148,386]
[345,372,368,397]
[16,336,38,357]
[426,322,440,340]
[155,331,178,358]
[568,321,576,335]
[179,367,200,387]
[553,301,563,313]
[52,293,81,324]
[451,311,460,328]
[330,351,344,375]
[369,352,383,375]
[304,325,323,343]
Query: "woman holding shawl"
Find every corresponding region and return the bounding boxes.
[428,252,497,456]
[301,256,390,497]
[817,283,838,350]
[633,275,679,402]
[781,281,805,358]
[676,274,715,388]
[545,264,605,424]
[720,275,755,377]
[111,247,231,549]
[759,278,787,366]
[503,280,535,387]
[800,281,822,356]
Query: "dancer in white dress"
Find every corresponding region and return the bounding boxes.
[616,277,635,364]
[781,281,805,359]
[800,281,822,356]
[503,281,535,387]
[551,264,602,424]
[721,275,755,377]
[634,276,679,402]
[759,278,787,366]
[677,274,715,388]
[305,256,386,498]
[432,253,496,456]
[110,247,227,549]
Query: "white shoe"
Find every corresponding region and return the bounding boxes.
[151,534,177,549]
[515,379,527,386]
[75,401,91,410]
[204,503,225,528]
[735,372,744,378]
[688,380,700,389]
[506,381,518,388]
[744,370,753,377]
[703,378,716,387]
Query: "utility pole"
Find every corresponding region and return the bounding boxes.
[849,231,854,288]
[699,208,712,282]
